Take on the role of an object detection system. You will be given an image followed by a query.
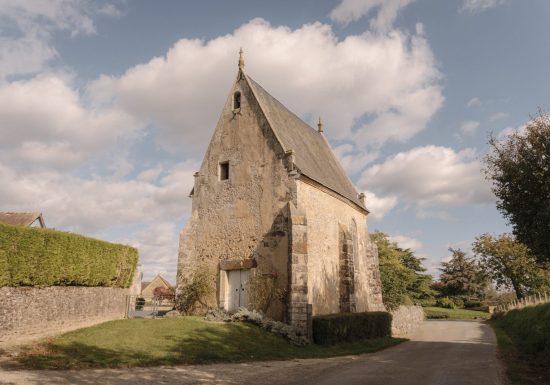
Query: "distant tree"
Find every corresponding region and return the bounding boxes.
[372,231,435,310]
[438,248,487,300]
[153,286,175,301]
[484,111,550,263]
[472,234,550,299]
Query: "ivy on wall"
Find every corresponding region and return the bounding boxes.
[0,223,138,288]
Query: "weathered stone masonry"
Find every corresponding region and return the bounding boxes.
[0,286,128,345]
[287,203,309,333]
[177,54,385,335]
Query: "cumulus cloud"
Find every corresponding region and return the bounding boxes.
[334,144,379,175]
[0,13,443,280]
[466,96,482,107]
[0,75,144,171]
[498,124,526,139]
[0,159,197,282]
[119,222,181,283]
[364,190,398,220]
[0,160,196,233]
[489,112,508,121]
[460,0,505,13]
[329,0,415,31]
[360,145,493,208]
[89,18,442,156]
[459,120,480,136]
[0,0,119,79]
[389,234,423,251]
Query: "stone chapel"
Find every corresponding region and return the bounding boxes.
[177,50,384,333]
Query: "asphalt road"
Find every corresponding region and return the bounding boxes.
[0,320,506,385]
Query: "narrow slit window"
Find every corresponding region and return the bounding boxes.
[233,91,241,110]
[219,161,229,181]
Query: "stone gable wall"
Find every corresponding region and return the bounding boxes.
[177,74,295,320]
[296,180,384,315]
[0,286,128,346]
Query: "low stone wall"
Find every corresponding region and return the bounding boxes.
[391,305,425,337]
[0,286,128,346]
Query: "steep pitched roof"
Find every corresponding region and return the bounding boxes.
[0,212,45,227]
[141,281,151,291]
[245,75,366,211]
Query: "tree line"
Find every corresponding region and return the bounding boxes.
[376,111,550,308]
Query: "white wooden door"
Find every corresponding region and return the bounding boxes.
[227,269,249,312]
[239,269,249,309]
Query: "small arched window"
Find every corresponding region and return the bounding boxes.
[233,91,241,110]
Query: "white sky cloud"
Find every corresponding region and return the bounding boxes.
[389,234,423,252]
[460,0,505,13]
[498,124,526,139]
[120,222,180,284]
[0,75,144,171]
[360,145,493,208]
[466,96,482,107]
[89,18,443,156]
[0,12,443,281]
[334,144,379,175]
[459,120,480,136]
[4,2,525,282]
[329,0,415,31]
[364,190,398,220]
[489,112,508,121]
[0,0,119,80]
[0,161,196,233]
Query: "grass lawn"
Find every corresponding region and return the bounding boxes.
[490,320,550,385]
[423,307,490,320]
[18,317,405,369]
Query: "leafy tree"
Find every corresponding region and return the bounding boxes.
[153,286,175,301]
[438,248,487,300]
[484,111,550,263]
[472,233,550,299]
[372,231,435,310]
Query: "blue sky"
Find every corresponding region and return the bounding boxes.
[1,0,548,283]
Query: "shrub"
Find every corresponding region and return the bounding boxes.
[204,307,309,345]
[436,297,456,309]
[312,312,392,345]
[451,297,464,308]
[418,298,437,307]
[464,300,482,309]
[0,223,138,288]
[495,303,550,364]
[175,268,212,315]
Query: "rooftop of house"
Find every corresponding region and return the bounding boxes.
[0,212,46,228]
[141,274,173,292]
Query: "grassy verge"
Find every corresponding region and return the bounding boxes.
[18,317,405,369]
[490,320,550,385]
[423,307,490,320]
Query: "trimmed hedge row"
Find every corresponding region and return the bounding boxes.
[312,311,392,345]
[494,303,550,364]
[0,223,138,288]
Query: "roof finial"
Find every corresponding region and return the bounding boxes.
[317,116,324,133]
[238,47,244,71]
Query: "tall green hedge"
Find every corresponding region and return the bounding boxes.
[312,311,392,345]
[0,223,138,288]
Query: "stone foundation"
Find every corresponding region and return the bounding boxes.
[0,286,128,346]
[391,305,425,337]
